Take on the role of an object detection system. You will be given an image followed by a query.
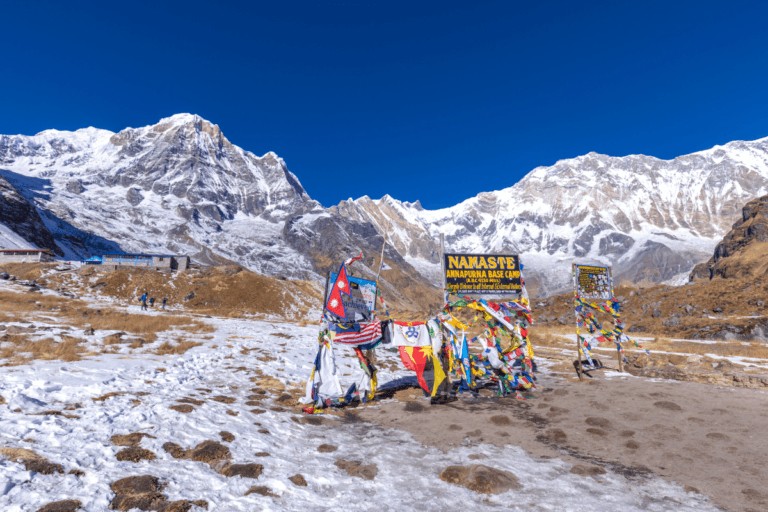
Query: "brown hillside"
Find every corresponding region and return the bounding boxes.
[690,194,768,280]
[1,263,322,321]
[535,276,768,342]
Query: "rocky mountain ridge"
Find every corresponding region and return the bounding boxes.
[0,114,438,310]
[336,138,768,294]
[2,113,768,300]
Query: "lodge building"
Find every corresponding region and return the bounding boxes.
[100,253,190,272]
[0,249,56,263]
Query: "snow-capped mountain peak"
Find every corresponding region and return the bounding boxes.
[2,114,768,298]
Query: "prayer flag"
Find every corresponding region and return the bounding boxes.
[327,263,351,319]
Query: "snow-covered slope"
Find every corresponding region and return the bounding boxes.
[0,114,319,271]
[3,113,768,297]
[0,115,437,308]
[336,139,768,295]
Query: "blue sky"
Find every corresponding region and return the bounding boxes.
[2,1,768,209]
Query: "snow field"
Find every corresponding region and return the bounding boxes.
[0,312,722,511]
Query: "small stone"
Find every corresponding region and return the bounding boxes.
[585,417,611,428]
[35,500,83,512]
[625,440,640,449]
[222,463,263,479]
[318,444,338,453]
[83,327,95,336]
[569,465,607,476]
[652,309,662,318]
[489,415,511,426]
[220,431,235,442]
[169,404,194,414]
[334,459,378,481]
[541,429,567,442]
[245,485,278,497]
[226,410,239,416]
[211,395,236,404]
[654,401,682,411]
[289,474,308,486]
[111,433,156,447]
[162,442,185,459]
[254,452,270,457]
[189,441,230,463]
[439,464,521,494]
[586,428,607,436]
[115,447,156,462]
[300,416,324,426]
[22,459,64,475]
[404,402,425,412]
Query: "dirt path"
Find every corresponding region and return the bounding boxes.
[355,371,768,512]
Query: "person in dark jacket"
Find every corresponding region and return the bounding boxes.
[162,298,168,310]
[149,297,155,308]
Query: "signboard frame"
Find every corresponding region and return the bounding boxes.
[571,262,620,380]
[326,272,378,321]
[572,263,614,301]
[443,253,523,296]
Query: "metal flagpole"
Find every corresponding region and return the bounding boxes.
[440,233,447,304]
[374,220,392,283]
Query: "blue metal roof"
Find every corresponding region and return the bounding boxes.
[102,253,188,258]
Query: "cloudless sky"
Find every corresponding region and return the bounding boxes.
[2,1,768,209]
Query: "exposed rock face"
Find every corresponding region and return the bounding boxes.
[0,175,62,254]
[690,194,768,280]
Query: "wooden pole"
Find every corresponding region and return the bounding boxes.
[438,233,451,396]
[616,341,623,373]
[573,264,583,381]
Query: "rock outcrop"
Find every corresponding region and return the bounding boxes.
[690,194,768,280]
[0,175,62,255]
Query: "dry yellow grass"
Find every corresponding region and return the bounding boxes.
[641,337,768,360]
[0,447,41,461]
[154,340,203,355]
[0,287,215,365]
[0,335,91,366]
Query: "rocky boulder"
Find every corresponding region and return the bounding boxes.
[439,464,521,494]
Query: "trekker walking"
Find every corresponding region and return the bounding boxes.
[149,297,155,308]
[162,298,167,310]
[140,292,148,311]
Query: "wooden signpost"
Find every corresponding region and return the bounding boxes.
[572,263,621,380]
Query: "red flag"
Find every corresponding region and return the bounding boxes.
[326,263,351,319]
[345,252,363,265]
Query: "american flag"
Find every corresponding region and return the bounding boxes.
[329,321,382,346]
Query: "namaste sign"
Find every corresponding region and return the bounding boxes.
[405,326,419,339]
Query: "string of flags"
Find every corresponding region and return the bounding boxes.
[573,296,649,369]
[301,256,540,413]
